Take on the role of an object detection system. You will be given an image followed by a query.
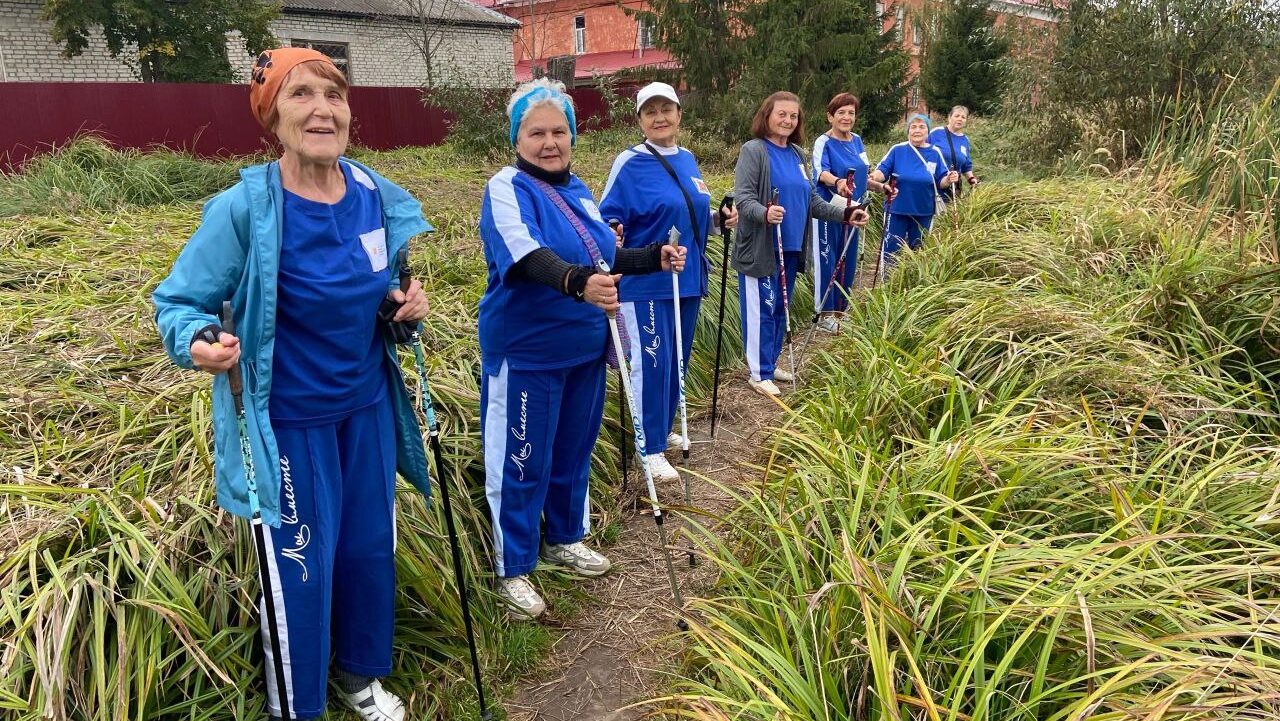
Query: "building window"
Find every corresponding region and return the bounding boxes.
[876,1,884,18]
[910,83,920,109]
[637,16,655,50]
[895,6,905,41]
[574,16,586,55]
[913,20,922,46]
[291,39,350,79]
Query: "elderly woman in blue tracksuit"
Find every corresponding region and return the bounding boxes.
[153,49,428,721]
[478,78,685,621]
[929,105,980,203]
[810,92,895,332]
[733,91,870,397]
[869,113,960,275]
[598,82,737,483]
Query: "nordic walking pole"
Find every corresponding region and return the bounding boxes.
[596,257,688,630]
[213,302,292,721]
[872,176,898,290]
[709,194,733,439]
[770,188,797,387]
[810,170,858,325]
[666,227,695,567]
[396,255,491,720]
[609,219,629,493]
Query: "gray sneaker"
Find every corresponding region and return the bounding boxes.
[539,541,612,577]
[497,575,546,620]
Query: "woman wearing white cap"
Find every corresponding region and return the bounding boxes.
[599,82,737,482]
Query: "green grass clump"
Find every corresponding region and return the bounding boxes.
[0,136,251,217]
[656,161,1280,719]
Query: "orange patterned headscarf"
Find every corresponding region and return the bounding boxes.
[248,47,336,130]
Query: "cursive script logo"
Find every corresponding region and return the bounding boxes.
[278,456,311,582]
[509,390,532,480]
[762,277,776,313]
[643,301,661,367]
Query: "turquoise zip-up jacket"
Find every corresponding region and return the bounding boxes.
[153,158,433,527]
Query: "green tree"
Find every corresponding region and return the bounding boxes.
[1046,0,1280,155]
[42,0,278,83]
[920,0,1009,115]
[643,0,909,141]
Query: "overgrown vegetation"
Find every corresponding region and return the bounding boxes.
[654,100,1280,720]
[0,136,739,720]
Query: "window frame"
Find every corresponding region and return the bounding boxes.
[573,15,587,55]
[290,38,352,81]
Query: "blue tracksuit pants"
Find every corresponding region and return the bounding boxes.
[880,213,933,274]
[739,250,800,382]
[481,358,606,578]
[619,296,701,455]
[260,392,398,720]
[811,220,860,312]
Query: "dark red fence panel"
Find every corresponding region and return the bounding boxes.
[1,82,610,171]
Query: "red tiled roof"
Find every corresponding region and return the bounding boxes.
[515,49,678,82]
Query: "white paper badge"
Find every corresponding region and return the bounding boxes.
[926,161,937,175]
[579,197,604,223]
[692,177,710,195]
[360,228,388,272]
[860,151,870,164]
[961,146,969,156]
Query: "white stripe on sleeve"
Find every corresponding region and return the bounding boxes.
[599,149,639,207]
[488,167,541,265]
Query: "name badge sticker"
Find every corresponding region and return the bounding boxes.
[692,177,710,195]
[360,228,388,272]
[579,197,604,223]
[926,161,937,175]
[860,151,870,164]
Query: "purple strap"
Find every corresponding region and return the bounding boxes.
[526,173,631,368]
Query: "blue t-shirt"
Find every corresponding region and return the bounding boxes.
[812,133,870,203]
[271,161,390,424]
[929,128,973,174]
[876,142,949,217]
[599,143,711,302]
[765,141,809,252]
[478,166,618,375]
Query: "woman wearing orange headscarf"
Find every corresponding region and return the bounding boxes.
[153,48,431,721]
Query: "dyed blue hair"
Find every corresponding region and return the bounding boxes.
[907,113,932,131]
[507,78,578,147]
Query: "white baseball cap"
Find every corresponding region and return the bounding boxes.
[635,82,681,113]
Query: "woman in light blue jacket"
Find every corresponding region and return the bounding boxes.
[152,48,428,721]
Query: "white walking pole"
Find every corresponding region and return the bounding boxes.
[667,227,695,566]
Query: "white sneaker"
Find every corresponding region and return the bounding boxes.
[772,368,796,383]
[539,541,612,577]
[497,575,546,620]
[642,453,680,482]
[339,679,406,721]
[748,378,782,396]
[818,317,839,334]
[667,431,684,448]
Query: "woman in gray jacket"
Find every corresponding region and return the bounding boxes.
[733,91,868,396]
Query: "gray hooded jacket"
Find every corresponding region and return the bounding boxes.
[731,138,848,278]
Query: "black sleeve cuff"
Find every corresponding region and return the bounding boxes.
[613,242,664,275]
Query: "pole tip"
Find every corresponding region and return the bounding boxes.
[676,618,689,631]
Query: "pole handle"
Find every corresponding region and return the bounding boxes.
[220,301,244,401]
[396,247,411,294]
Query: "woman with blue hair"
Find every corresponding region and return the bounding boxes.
[478,78,686,620]
[869,113,960,273]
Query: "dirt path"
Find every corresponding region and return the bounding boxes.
[503,372,785,721]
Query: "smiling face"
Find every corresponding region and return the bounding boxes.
[908,118,929,145]
[639,99,681,146]
[768,100,801,143]
[516,103,573,173]
[828,104,856,136]
[273,62,350,166]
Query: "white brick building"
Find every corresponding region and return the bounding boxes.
[0,0,519,86]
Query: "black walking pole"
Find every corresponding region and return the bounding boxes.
[709,193,734,439]
[396,257,491,720]
[210,302,293,721]
[608,219,630,493]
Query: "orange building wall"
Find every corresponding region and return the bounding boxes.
[499,0,652,62]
